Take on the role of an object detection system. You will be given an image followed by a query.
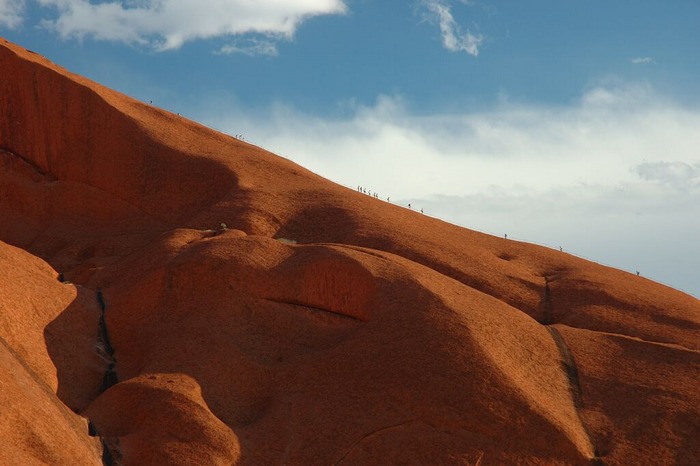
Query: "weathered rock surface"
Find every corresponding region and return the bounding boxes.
[1,37,698,465]
[0,240,103,465]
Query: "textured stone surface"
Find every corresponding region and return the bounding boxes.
[1,36,698,465]
[0,241,103,465]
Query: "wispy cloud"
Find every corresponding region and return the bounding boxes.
[0,0,25,29]
[420,0,483,56]
[29,0,347,51]
[217,38,278,57]
[630,56,654,64]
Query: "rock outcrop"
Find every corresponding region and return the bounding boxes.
[1,37,698,465]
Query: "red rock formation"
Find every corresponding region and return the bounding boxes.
[1,37,698,465]
[0,240,104,465]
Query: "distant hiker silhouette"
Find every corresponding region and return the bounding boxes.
[408,203,411,209]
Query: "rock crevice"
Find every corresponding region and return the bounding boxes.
[95,290,117,393]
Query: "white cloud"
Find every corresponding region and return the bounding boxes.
[203,82,700,296]
[420,0,483,56]
[630,56,654,64]
[635,161,700,190]
[217,37,278,57]
[220,83,699,201]
[0,0,25,29]
[34,0,347,50]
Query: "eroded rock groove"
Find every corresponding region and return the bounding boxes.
[91,290,122,464]
[332,419,421,465]
[96,290,118,392]
[88,421,118,466]
[541,276,554,325]
[540,275,603,464]
[0,147,57,180]
[546,326,603,464]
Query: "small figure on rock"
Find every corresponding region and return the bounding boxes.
[213,222,229,237]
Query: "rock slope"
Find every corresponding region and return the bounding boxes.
[1,37,698,465]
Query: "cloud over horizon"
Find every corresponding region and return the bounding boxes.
[6,0,347,50]
[216,82,699,200]
[203,82,700,295]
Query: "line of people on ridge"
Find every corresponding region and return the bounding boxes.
[356,186,423,214]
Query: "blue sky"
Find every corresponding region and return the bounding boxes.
[2,0,699,297]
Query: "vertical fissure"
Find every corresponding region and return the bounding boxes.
[92,290,121,465]
[541,277,603,464]
[96,290,118,392]
[88,420,120,466]
[546,327,584,408]
[547,326,603,464]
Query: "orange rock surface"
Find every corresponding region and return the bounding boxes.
[1,36,698,465]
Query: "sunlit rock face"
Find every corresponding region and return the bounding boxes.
[1,37,699,465]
